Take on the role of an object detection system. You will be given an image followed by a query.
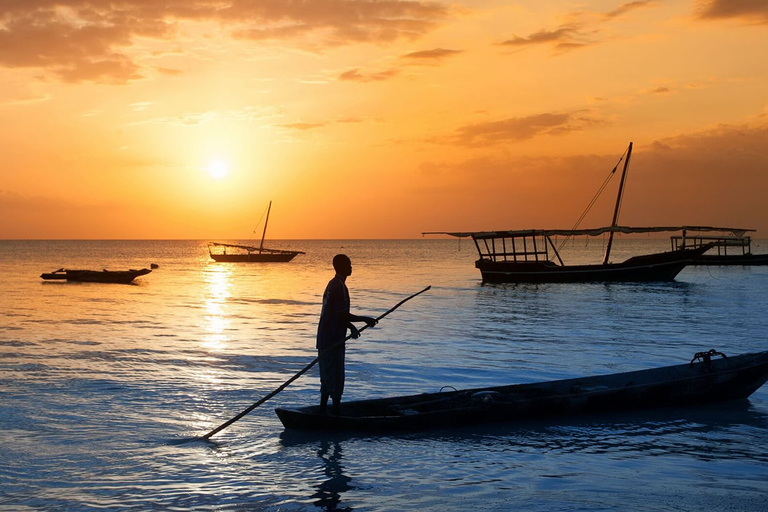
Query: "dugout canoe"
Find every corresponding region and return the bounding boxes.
[40,268,151,284]
[275,350,768,432]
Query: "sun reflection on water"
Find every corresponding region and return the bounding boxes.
[202,265,233,352]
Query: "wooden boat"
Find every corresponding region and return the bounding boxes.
[275,350,768,432]
[208,201,304,263]
[463,226,712,283]
[40,268,151,284]
[425,143,728,283]
[670,228,768,266]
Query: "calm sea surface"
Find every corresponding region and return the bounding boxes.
[2,239,768,511]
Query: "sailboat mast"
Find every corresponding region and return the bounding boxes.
[602,142,633,265]
[259,201,272,253]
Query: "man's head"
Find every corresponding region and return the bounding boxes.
[332,254,352,277]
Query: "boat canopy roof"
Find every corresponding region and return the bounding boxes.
[208,242,260,252]
[423,225,755,240]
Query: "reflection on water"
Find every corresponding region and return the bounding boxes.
[311,441,354,511]
[202,266,233,352]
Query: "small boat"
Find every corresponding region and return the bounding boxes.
[671,228,768,266]
[424,143,724,283]
[275,350,768,432]
[40,268,151,284]
[208,201,305,263]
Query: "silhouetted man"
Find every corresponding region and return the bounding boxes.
[316,254,377,415]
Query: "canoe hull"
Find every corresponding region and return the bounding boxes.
[40,268,151,284]
[475,246,708,283]
[276,351,768,432]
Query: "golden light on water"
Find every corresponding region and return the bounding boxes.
[202,266,233,352]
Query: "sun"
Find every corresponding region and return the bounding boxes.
[207,159,229,179]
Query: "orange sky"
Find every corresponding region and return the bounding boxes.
[1,0,767,239]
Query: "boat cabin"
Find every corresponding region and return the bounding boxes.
[470,230,565,266]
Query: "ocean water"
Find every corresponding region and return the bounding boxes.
[1,239,767,511]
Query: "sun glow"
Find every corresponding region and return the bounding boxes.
[207,159,229,179]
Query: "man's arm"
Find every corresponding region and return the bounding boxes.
[348,313,377,327]
[340,312,377,339]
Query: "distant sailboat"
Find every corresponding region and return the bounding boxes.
[423,142,712,283]
[208,201,305,263]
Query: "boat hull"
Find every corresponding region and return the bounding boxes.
[692,253,768,266]
[275,350,768,432]
[475,246,708,283]
[209,252,301,263]
[40,268,151,284]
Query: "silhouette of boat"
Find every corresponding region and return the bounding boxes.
[276,350,768,432]
[671,228,768,266]
[40,268,151,284]
[208,201,305,263]
[424,143,714,283]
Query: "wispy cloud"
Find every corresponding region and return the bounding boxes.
[231,0,449,44]
[338,68,399,82]
[2,93,52,106]
[498,1,657,53]
[696,0,768,24]
[605,1,657,19]
[155,67,184,76]
[0,0,449,84]
[277,122,326,131]
[437,111,602,147]
[400,48,463,61]
[499,25,592,52]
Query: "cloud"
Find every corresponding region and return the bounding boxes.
[156,67,184,76]
[127,111,219,127]
[338,68,399,82]
[2,93,52,106]
[231,0,449,45]
[0,0,449,83]
[400,48,463,61]
[499,1,657,53]
[277,122,326,131]
[0,9,146,83]
[335,48,460,84]
[696,0,768,24]
[438,111,602,147]
[499,25,589,51]
[605,1,657,19]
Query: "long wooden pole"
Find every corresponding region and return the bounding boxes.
[602,142,633,265]
[197,285,431,440]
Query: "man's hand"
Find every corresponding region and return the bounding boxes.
[349,325,361,339]
[364,317,377,328]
